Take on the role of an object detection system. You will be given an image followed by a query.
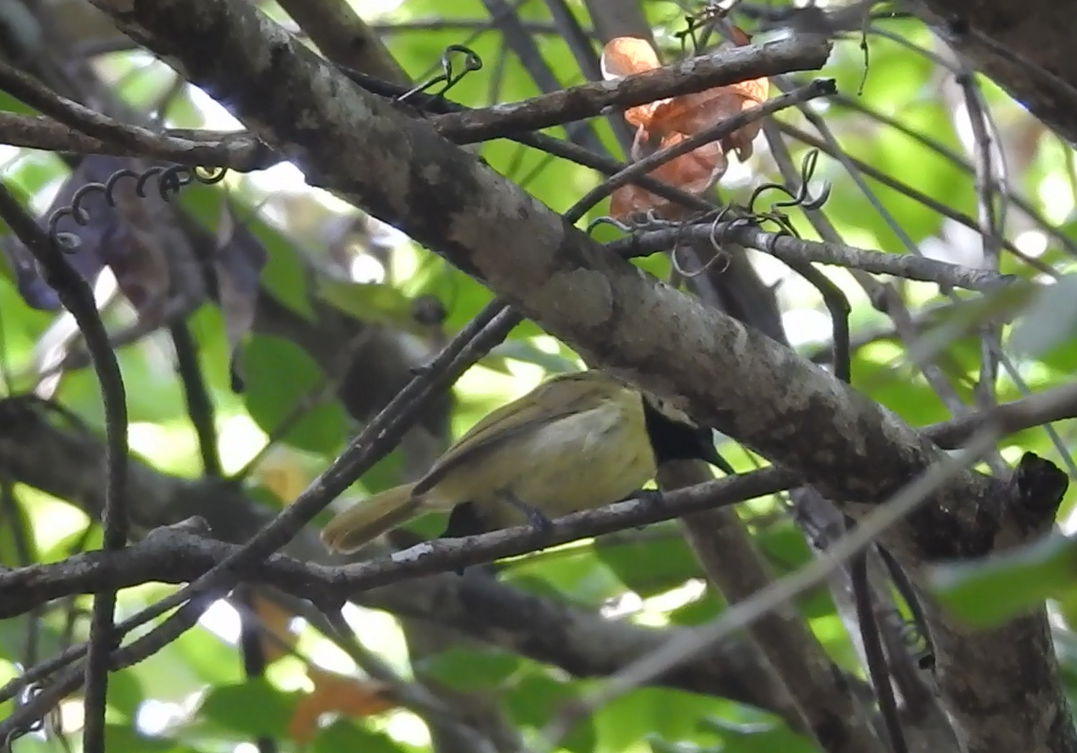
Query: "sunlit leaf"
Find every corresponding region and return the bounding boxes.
[1010,275,1077,358]
[929,533,1077,628]
[241,334,349,455]
[310,719,404,753]
[507,673,597,753]
[416,647,523,691]
[197,678,298,738]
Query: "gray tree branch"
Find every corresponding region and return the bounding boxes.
[48,1,1077,751]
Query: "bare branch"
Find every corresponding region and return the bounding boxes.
[613,221,1017,291]
[0,64,272,170]
[427,35,833,142]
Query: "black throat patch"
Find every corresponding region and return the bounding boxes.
[640,396,715,465]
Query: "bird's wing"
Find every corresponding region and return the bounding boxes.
[414,371,625,495]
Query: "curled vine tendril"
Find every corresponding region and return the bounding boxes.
[744,148,832,237]
[396,44,483,107]
[676,0,729,55]
[0,682,45,751]
[46,163,229,252]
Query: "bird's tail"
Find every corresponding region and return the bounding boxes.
[320,482,424,553]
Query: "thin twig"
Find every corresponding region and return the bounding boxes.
[0,470,793,623]
[612,220,1016,291]
[0,67,271,171]
[425,35,833,142]
[777,122,1057,278]
[532,429,1001,753]
[956,64,1008,475]
[0,184,128,753]
[170,323,221,478]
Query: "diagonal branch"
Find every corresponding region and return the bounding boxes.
[60,2,1077,751]
[426,35,831,142]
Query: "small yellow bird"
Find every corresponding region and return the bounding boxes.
[321,370,732,553]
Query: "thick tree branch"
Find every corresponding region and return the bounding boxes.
[50,2,1077,751]
[91,0,993,552]
[912,0,1077,148]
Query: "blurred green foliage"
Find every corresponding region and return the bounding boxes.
[2,0,1077,752]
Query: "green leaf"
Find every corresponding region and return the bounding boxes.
[506,674,596,753]
[928,533,1077,628]
[197,678,298,738]
[317,277,418,332]
[107,667,146,719]
[187,302,241,397]
[596,530,702,598]
[311,719,404,753]
[502,546,624,608]
[699,713,816,753]
[595,688,720,751]
[1010,275,1077,358]
[252,221,316,322]
[416,647,522,692]
[103,725,176,752]
[241,334,349,455]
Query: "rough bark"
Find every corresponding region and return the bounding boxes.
[913,0,1077,147]
[39,1,1077,751]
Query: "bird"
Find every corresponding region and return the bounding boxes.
[320,369,734,554]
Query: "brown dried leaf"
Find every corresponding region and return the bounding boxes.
[600,29,769,220]
[287,669,398,743]
[610,134,727,219]
[249,593,297,664]
[599,36,665,130]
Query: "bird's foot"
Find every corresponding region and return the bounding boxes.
[629,488,664,530]
[524,505,555,536]
[634,488,664,508]
[503,493,555,536]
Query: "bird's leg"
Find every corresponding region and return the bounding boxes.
[501,491,555,535]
